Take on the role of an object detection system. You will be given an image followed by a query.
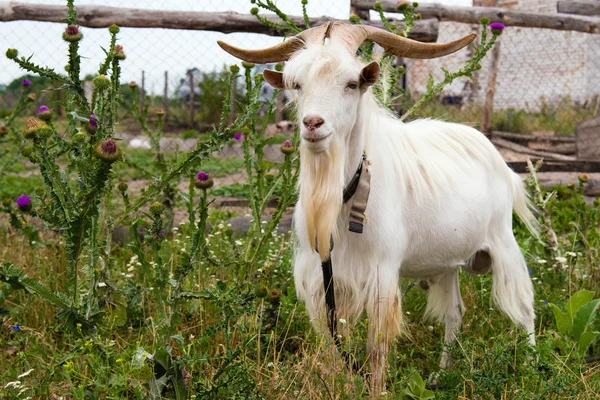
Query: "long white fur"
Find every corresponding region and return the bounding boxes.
[285,38,538,392]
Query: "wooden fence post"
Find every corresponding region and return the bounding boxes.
[163,71,168,123]
[481,40,501,134]
[188,71,195,126]
[140,70,145,114]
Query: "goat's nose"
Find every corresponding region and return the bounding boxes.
[303,115,324,130]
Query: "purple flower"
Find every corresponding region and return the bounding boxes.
[22,79,31,86]
[16,195,31,211]
[490,22,505,34]
[197,171,209,181]
[65,25,80,35]
[89,114,98,128]
[233,133,243,141]
[159,230,165,236]
[38,105,49,113]
[101,139,117,154]
[12,324,21,331]
[528,269,533,275]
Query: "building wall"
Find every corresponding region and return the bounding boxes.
[405,0,599,111]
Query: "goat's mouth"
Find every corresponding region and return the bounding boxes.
[302,132,332,143]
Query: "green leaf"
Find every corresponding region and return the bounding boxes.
[577,331,599,354]
[550,304,571,334]
[566,290,594,323]
[573,299,600,341]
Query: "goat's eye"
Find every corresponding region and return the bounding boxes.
[294,83,302,91]
[346,82,358,90]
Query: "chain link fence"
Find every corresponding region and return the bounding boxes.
[1,0,599,196]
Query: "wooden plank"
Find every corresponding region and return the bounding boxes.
[492,131,575,142]
[351,0,600,34]
[0,2,439,41]
[558,1,600,16]
[508,160,600,173]
[576,116,600,160]
[491,137,576,160]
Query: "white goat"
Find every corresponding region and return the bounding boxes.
[219,22,538,395]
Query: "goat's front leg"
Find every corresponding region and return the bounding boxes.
[365,266,402,397]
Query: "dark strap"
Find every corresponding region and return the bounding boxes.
[318,153,371,374]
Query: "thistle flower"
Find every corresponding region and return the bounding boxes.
[480,16,490,25]
[280,139,295,154]
[128,81,138,89]
[108,24,120,34]
[93,75,110,90]
[6,48,18,59]
[72,130,87,143]
[195,171,214,189]
[86,114,98,133]
[20,147,32,157]
[16,195,32,212]
[242,61,255,69]
[275,63,284,72]
[153,108,166,116]
[578,173,589,183]
[159,230,165,236]
[113,44,126,60]
[230,64,240,74]
[118,182,128,192]
[374,1,383,11]
[250,7,259,15]
[0,125,8,136]
[233,133,243,141]
[37,105,53,121]
[21,79,31,86]
[23,117,51,139]
[255,286,268,298]
[490,22,505,35]
[63,25,83,42]
[149,202,166,216]
[27,93,36,102]
[94,139,121,162]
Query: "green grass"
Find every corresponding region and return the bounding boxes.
[1,174,599,399]
[410,98,595,135]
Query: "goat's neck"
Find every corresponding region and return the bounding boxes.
[344,96,371,183]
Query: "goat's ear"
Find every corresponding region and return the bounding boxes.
[263,69,285,89]
[360,62,380,87]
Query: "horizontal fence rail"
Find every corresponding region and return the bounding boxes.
[351,0,600,34]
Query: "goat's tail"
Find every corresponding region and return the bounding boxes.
[511,172,540,238]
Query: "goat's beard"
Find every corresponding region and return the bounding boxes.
[299,140,345,261]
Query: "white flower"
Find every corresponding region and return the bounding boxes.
[339,318,347,325]
[127,266,135,272]
[4,381,22,389]
[566,251,577,257]
[405,311,411,315]
[125,274,133,278]
[235,240,243,246]
[17,369,34,379]
[218,223,224,229]
[428,326,434,331]
[97,282,106,287]
[537,259,547,264]
[556,256,567,263]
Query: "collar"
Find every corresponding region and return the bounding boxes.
[342,152,371,234]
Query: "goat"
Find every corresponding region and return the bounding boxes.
[218,22,538,396]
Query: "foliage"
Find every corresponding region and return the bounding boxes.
[1,1,599,399]
[551,290,600,354]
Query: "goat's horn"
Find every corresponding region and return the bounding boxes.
[356,25,476,59]
[217,37,305,64]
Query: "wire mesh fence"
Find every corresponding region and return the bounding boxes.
[1,0,599,196]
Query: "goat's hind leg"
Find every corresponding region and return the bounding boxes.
[424,269,464,369]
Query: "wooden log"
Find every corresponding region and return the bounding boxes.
[492,131,575,142]
[491,137,576,160]
[508,160,600,173]
[576,116,600,160]
[527,142,576,155]
[558,1,600,16]
[351,0,600,34]
[0,2,439,41]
